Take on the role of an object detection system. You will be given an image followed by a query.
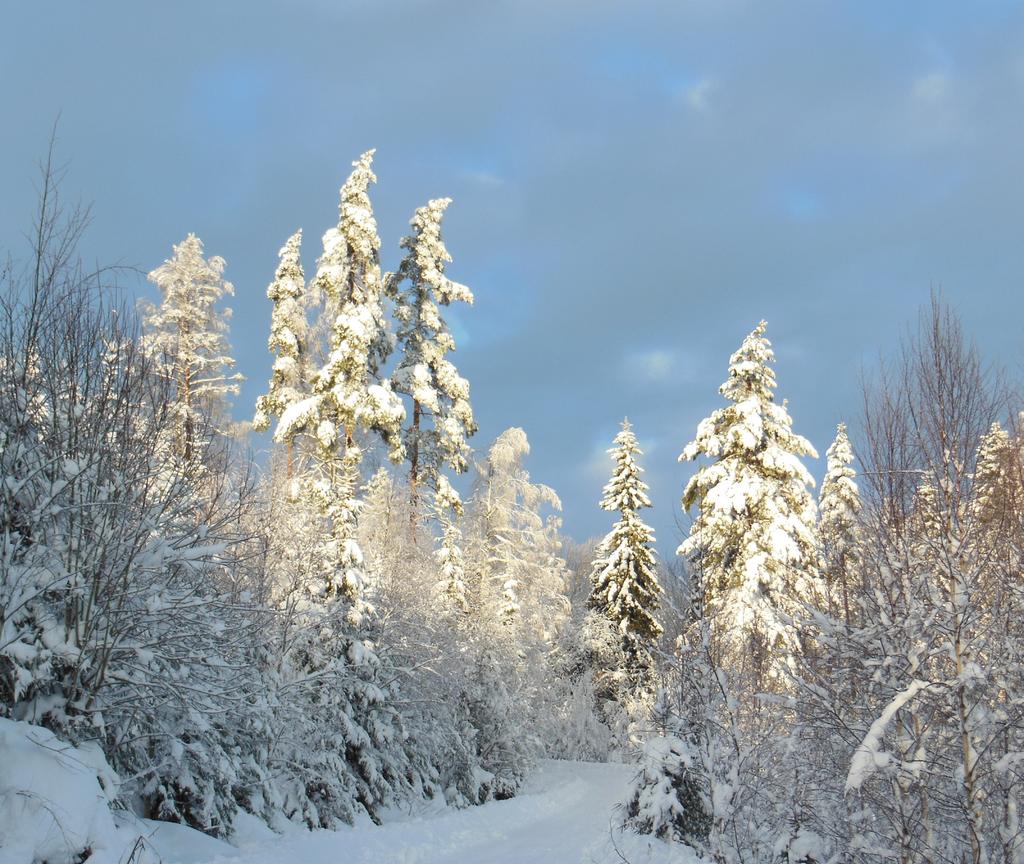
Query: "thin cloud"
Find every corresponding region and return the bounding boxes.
[680,77,715,111]
[911,70,951,106]
[626,348,677,382]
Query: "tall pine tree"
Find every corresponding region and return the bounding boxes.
[389,197,476,525]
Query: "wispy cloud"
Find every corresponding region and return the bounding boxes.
[911,70,951,107]
[462,170,505,187]
[582,439,615,483]
[626,348,677,382]
[680,77,715,111]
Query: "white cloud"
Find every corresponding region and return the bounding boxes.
[462,170,505,187]
[680,77,715,111]
[911,71,950,106]
[627,348,676,382]
[582,440,615,483]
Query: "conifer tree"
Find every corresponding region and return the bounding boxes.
[270,152,405,596]
[254,230,309,476]
[678,321,819,682]
[309,149,402,453]
[818,422,862,623]
[435,476,469,612]
[623,689,713,850]
[258,152,411,825]
[142,233,243,460]
[389,197,476,521]
[587,418,662,685]
[972,421,1015,527]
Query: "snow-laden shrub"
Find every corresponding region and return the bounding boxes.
[624,692,712,850]
[466,649,535,800]
[0,179,261,839]
[544,669,612,762]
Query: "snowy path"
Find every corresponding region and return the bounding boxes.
[138,760,694,864]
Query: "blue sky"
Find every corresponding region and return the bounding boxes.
[3,1,1023,556]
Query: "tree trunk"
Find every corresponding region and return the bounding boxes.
[408,398,421,540]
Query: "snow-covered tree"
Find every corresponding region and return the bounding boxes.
[291,149,404,460]
[272,151,405,599]
[142,233,243,460]
[435,476,469,612]
[457,428,571,795]
[789,300,1024,864]
[389,198,476,518]
[624,689,713,850]
[972,421,1015,530]
[251,153,417,828]
[468,428,568,635]
[1,186,259,836]
[254,230,309,475]
[587,418,662,688]
[818,422,861,623]
[678,321,819,684]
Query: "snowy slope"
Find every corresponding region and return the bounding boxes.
[146,761,698,864]
[0,728,697,864]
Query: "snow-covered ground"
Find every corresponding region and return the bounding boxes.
[0,719,696,864]
[135,760,695,864]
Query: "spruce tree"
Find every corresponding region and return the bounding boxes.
[818,422,862,623]
[587,418,662,686]
[257,152,410,824]
[142,233,243,460]
[435,476,470,612]
[309,149,402,454]
[678,321,819,682]
[254,230,309,478]
[972,421,1014,527]
[389,197,476,520]
[624,689,713,850]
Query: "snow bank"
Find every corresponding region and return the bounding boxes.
[0,744,702,864]
[0,718,118,864]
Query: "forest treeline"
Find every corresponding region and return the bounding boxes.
[1,148,1022,864]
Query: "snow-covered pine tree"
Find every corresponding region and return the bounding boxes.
[678,321,819,685]
[972,421,1015,530]
[142,233,243,461]
[253,230,309,478]
[273,150,405,602]
[818,422,862,624]
[389,197,476,524]
[587,418,663,693]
